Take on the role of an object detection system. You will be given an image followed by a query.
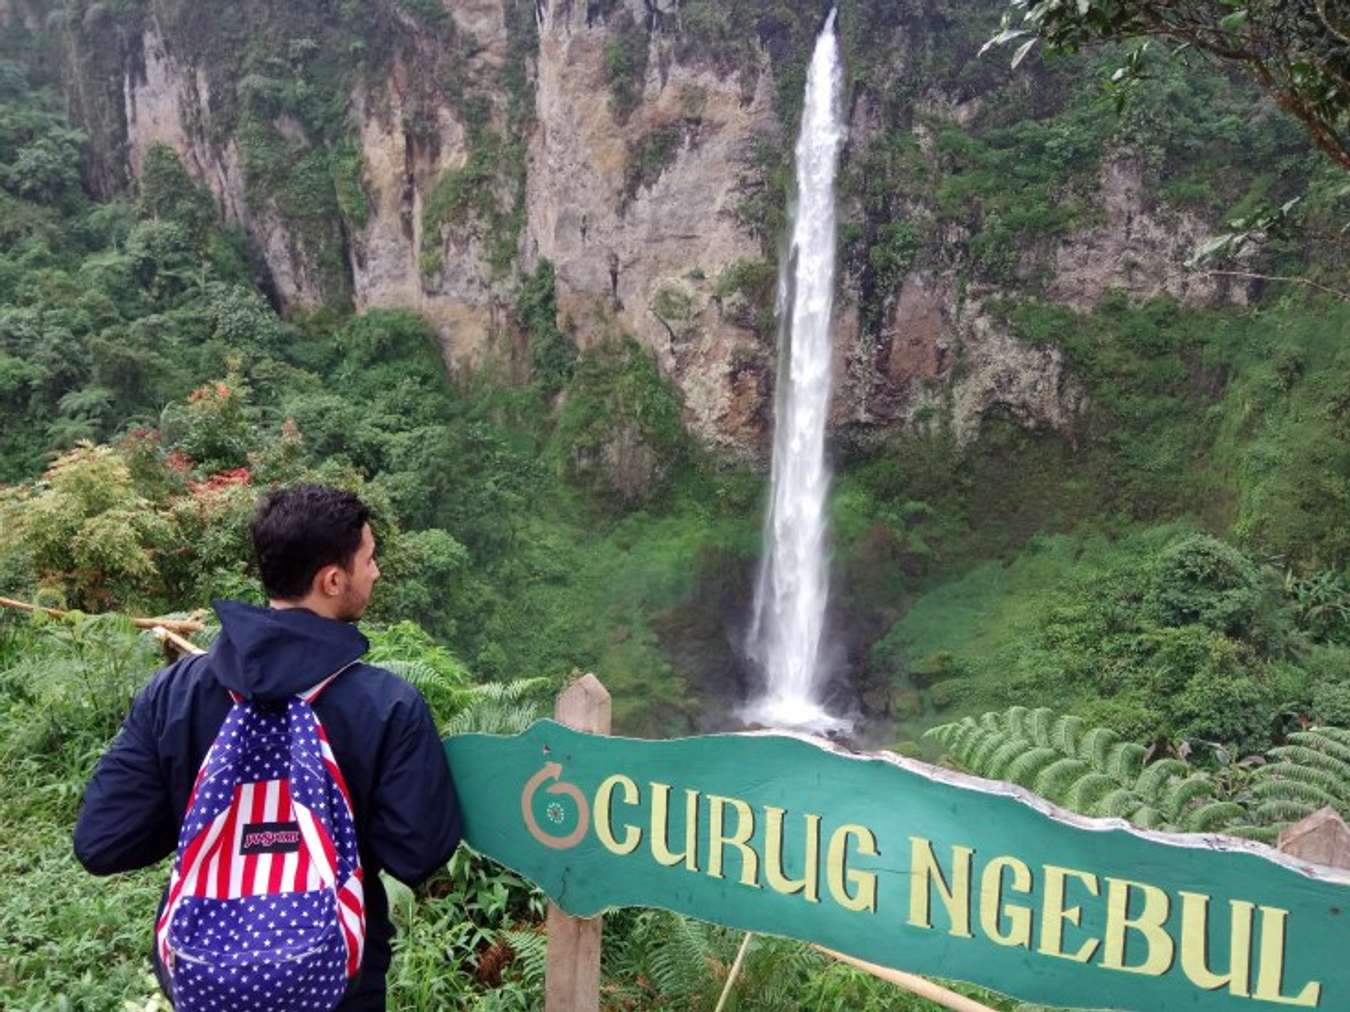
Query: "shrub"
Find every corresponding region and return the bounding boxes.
[1145,533,1261,637]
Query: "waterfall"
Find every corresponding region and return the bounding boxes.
[744,9,847,732]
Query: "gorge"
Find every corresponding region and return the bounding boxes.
[744,8,846,733]
[1,0,1346,747]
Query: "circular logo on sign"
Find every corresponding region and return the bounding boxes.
[521,761,590,850]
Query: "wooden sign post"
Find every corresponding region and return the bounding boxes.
[542,674,609,1012]
[447,705,1350,1011]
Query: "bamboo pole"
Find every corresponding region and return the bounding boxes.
[713,932,754,1012]
[812,946,999,1012]
[152,625,205,656]
[0,595,205,634]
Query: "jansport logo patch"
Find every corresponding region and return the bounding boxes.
[240,821,302,855]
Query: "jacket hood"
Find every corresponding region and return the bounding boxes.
[210,599,369,701]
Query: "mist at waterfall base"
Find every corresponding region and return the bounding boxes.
[739,10,854,737]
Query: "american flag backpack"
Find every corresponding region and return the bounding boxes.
[156,665,366,1011]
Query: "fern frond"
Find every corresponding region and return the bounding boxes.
[1003,705,1031,740]
[1134,759,1191,802]
[1311,727,1350,751]
[1050,714,1086,756]
[1005,747,1061,788]
[381,659,448,691]
[1227,823,1284,845]
[1184,801,1248,834]
[1131,805,1168,830]
[1161,774,1216,823]
[1034,758,1091,804]
[923,720,966,750]
[1255,799,1317,825]
[1266,745,1350,783]
[969,728,1016,777]
[985,736,1038,782]
[1078,726,1120,775]
[1250,777,1341,812]
[645,914,717,999]
[950,718,987,758]
[1029,707,1055,747]
[499,928,548,985]
[442,701,540,737]
[980,711,1003,732]
[1287,730,1350,768]
[1106,742,1148,785]
[1064,773,1117,812]
[1257,761,1350,804]
[1093,788,1145,820]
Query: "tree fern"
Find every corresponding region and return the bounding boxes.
[1004,705,1031,740]
[1265,744,1350,783]
[986,736,1038,782]
[1255,799,1317,826]
[1250,777,1341,811]
[1313,727,1350,751]
[926,709,1242,836]
[1064,772,1117,812]
[1134,758,1191,802]
[1258,761,1349,803]
[1078,726,1120,776]
[1005,746,1061,788]
[969,727,1015,777]
[1094,787,1146,821]
[1105,741,1148,785]
[1034,757,1092,804]
[1161,774,1215,824]
[1287,729,1350,768]
[1050,713,1086,755]
[1185,801,1248,833]
[924,707,1350,842]
[1028,706,1056,747]
[1132,805,1167,830]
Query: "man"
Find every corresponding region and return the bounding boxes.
[74,483,462,1009]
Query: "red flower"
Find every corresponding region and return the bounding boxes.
[165,450,194,473]
[188,467,252,497]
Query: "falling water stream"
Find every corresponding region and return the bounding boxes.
[743,9,848,733]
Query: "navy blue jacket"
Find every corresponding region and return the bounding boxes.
[73,599,463,1002]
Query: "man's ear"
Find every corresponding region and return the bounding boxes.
[314,563,344,598]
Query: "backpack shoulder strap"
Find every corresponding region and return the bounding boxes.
[297,660,360,705]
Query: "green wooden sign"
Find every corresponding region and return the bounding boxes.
[444,721,1350,1011]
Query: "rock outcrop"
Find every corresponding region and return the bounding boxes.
[21,0,1248,460]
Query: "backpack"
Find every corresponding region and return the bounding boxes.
[156,664,366,1011]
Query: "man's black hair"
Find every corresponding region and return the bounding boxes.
[251,484,372,600]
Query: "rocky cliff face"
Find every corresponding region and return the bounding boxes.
[13,0,1248,459]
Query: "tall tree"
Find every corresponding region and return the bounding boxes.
[988,1,1350,171]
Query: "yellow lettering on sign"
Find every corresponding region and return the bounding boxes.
[594,774,641,856]
[1039,865,1100,963]
[1102,877,1173,976]
[650,782,699,872]
[1179,891,1252,997]
[764,806,821,902]
[827,824,878,913]
[978,855,1033,949]
[907,837,973,938]
[1252,906,1322,1007]
[707,795,760,888]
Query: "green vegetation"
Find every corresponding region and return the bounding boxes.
[6,2,1350,1008]
[928,705,1350,844]
[622,125,684,206]
[602,8,650,122]
[515,259,577,396]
